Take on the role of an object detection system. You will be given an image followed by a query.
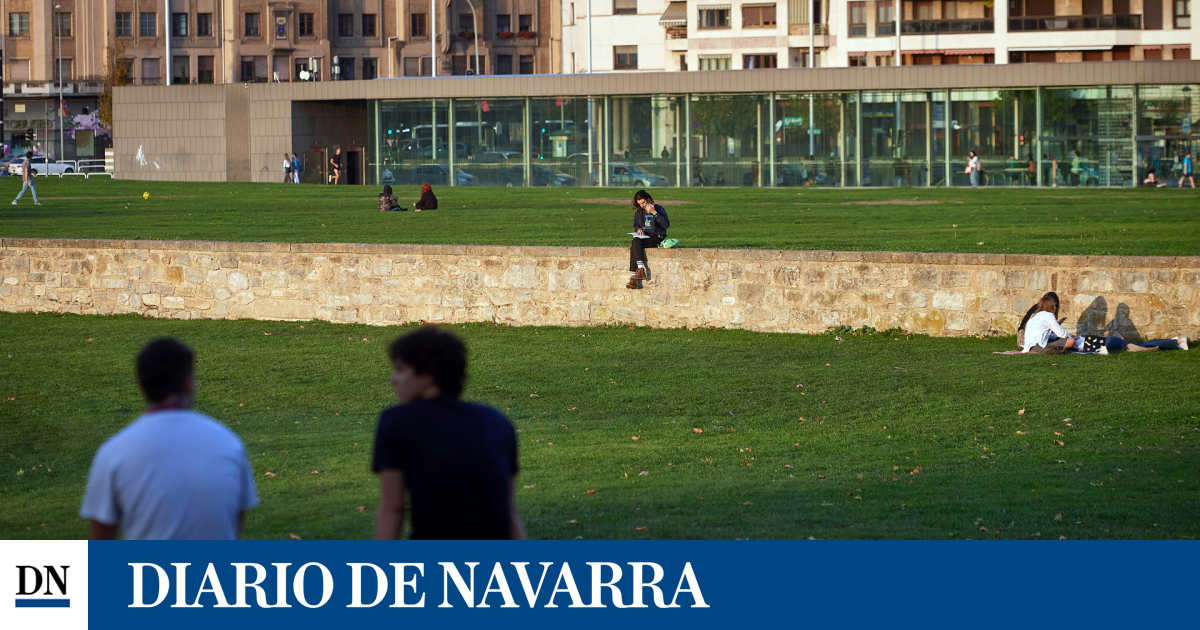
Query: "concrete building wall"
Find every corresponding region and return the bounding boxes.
[1,238,1197,339]
[112,83,228,180]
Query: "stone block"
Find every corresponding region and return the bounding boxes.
[932,290,964,311]
[161,296,185,309]
[913,268,940,289]
[256,299,316,320]
[736,283,764,303]
[1116,271,1149,294]
[899,290,929,309]
[228,272,249,291]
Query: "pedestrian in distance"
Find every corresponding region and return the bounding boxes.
[413,183,437,211]
[330,148,343,185]
[291,153,302,183]
[966,150,980,188]
[282,153,292,183]
[372,327,525,540]
[79,338,259,539]
[626,189,669,290]
[11,151,41,206]
[1181,151,1194,189]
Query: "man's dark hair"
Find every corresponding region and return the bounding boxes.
[137,338,195,403]
[25,151,33,159]
[389,327,467,399]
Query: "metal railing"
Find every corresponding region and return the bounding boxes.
[876,23,896,36]
[901,19,994,34]
[1008,14,1142,31]
[790,23,830,36]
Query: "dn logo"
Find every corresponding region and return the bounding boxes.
[14,565,70,608]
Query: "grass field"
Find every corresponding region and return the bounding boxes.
[1,312,1197,540]
[1,178,1198,256]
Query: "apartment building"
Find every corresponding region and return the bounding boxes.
[561,0,1197,71]
[1,0,561,160]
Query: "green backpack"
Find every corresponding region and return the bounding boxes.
[658,238,680,249]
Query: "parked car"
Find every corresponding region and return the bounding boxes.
[0,155,19,175]
[8,155,74,176]
[500,164,577,187]
[476,149,522,163]
[594,163,669,187]
[409,164,475,186]
[412,142,468,160]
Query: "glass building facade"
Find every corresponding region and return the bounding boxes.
[368,84,1199,188]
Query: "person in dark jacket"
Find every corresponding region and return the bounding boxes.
[413,183,438,211]
[626,189,669,289]
[379,185,403,211]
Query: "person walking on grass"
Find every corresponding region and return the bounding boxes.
[1181,151,1194,189]
[79,338,258,539]
[282,153,293,183]
[291,154,302,183]
[626,189,669,290]
[330,148,343,185]
[11,151,41,206]
[966,150,980,188]
[372,327,525,540]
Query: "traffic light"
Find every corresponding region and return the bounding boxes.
[25,129,35,143]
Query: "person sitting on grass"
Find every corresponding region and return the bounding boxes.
[1143,168,1166,187]
[1020,294,1079,354]
[1017,292,1066,350]
[626,189,670,290]
[413,183,437,211]
[379,185,404,211]
[372,327,525,540]
[79,338,259,539]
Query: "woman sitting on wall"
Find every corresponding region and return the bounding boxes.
[626,189,670,290]
[413,184,437,212]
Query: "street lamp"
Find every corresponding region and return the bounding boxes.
[55,4,63,161]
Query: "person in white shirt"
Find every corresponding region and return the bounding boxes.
[80,338,258,540]
[966,150,981,188]
[1020,294,1078,353]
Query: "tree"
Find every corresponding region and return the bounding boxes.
[98,41,130,131]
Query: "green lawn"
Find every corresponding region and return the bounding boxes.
[2,312,1197,540]
[1,178,1197,256]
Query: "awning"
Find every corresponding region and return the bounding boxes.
[698,54,732,59]
[697,4,732,10]
[943,48,994,56]
[1172,45,1191,49]
[1008,45,1111,52]
[1143,45,1162,51]
[659,2,688,26]
[847,51,867,57]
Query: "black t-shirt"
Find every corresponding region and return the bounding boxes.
[331,153,342,168]
[371,397,518,539]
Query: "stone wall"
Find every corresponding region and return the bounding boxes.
[1,239,1197,339]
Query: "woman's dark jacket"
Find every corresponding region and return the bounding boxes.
[415,191,438,210]
[633,204,669,237]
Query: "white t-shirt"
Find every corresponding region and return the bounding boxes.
[968,155,980,173]
[1022,310,1066,353]
[80,410,258,540]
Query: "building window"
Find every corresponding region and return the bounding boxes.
[1174,45,1191,59]
[172,56,189,83]
[55,58,73,81]
[172,13,187,37]
[680,53,688,70]
[520,55,534,73]
[411,13,427,37]
[299,13,314,36]
[9,12,29,36]
[849,55,866,67]
[519,14,533,31]
[915,1,933,20]
[877,3,895,35]
[115,12,131,37]
[699,7,730,28]
[743,53,776,68]
[363,13,376,37]
[245,13,260,37]
[876,53,895,66]
[1176,0,1191,28]
[497,13,512,32]
[403,57,424,76]
[742,4,776,27]
[198,56,215,83]
[614,45,638,69]
[849,2,866,36]
[53,11,72,36]
[241,57,254,81]
[140,12,157,36]
[943,0,958,19]
[1144,47,1163,60]
[141,58,160,85]
[338,56,354,79]
[338,14,353,37]
[497,54,513,74]
[197,13,212,36]
[614,0,638,14]
[459,13,473,33]
[363,57,377,79]
[698,55,731,70]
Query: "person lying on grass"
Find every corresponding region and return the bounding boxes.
[372,326,525,540]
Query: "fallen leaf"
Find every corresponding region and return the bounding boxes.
[265,472,277,477]
[1054,440,1065,446]
[639,471,649,476]
[693,428,703,434]
[784,465,794,469]
[1054,432,1063,436]
[569,519,580,525]
[239,403,244,407]
[977,241,985,245]
[635,526,649,531]
[1054,513,1063,520]
[289,533,301,540]
[87,338,93,342]
[523,484,536,489]
[355,506,366,512]
[311,470,320,474]
[1059,535,1067,540]
[585,489,596,495]
[742,502,754,506]
[631,436,640,440]
[264,332,272,336]
[1018,408,1026,415]
[856,474,863,480]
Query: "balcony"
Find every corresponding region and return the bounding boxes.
[4,79,104,95]
[1008,14,1141,31]
[901,19,994,34]
[789,23,829,36]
